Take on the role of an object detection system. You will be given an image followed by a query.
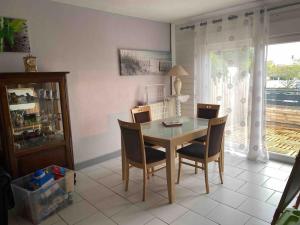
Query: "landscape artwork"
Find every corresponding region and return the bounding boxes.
[119,49,172,76]
[0,17,30,52]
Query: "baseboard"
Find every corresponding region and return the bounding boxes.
[269,152,295,165]
[75,150,121,170]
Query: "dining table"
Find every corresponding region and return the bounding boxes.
[121,116,224,203]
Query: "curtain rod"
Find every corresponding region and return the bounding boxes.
[179,1,300,30]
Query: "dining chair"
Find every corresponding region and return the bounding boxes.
[195,103,220,142]
[131,105,158,177]
[118,119,166,201]
[131,105,152,123]
[176,115,227,194]
[193,103,220,174]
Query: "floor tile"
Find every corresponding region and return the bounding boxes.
[179,195,219,216]
[148,176,168,193]
[210,187,248,208]
[238,198,276,223]
[52,221,68,225]
[9,154,293,225]
[58,201,97,225]
[279,164,293,173]
[237,183,274,201]
[223,153,245,166]
[171,211,218,225]
[259,167,289,181]
[262,178,286,192]
[236,171,270,185]
[75,173,100,192]
[94,193,132,217]
[266,161,284,169]
[267,192,282,206]
[80,165,115,180]
[130,191,166,209]
[154,167,167,179]
[97,173,123,188]
[111,205,153,225]
[40,214,62,225]
[72,192,84,203]
[236,160,266,173]
[207,204,251,225]
[212,175,245,191]
[111,180,143,198]
[74,212,116,225]
[158,185,198,203]
[145,218,168,225]
[77,184,115,204]
[245,217,270,225]
[148,199,189,224]
[223,164,244,177]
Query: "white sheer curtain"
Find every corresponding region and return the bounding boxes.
[195,9,269,161]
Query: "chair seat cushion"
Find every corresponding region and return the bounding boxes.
[145,147,166,164]
[193,135,207,143]
[177,143,206,159]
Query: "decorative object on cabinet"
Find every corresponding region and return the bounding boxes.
[119,49,171,76]
[0,17,30,53]
[0,72,74,178]
[23,54,38,72]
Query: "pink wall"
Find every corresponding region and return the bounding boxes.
[0,0,171,163]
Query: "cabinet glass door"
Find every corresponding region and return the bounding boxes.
[6,82,64,150]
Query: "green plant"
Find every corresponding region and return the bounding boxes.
[0,17,25,52]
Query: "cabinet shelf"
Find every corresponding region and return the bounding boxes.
[13,123,42,133]
[9,103,36,111]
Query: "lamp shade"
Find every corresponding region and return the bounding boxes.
[167,65,189,76]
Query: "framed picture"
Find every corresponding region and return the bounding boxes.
[119,49,171,76]
[0,17,30,53]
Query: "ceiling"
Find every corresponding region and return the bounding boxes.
[51,0,264,23]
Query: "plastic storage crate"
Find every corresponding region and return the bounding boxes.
[276,208,300,225]
[11,165,74,224]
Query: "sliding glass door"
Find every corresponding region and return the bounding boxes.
[266,42,300,159]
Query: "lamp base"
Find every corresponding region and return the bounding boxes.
[174,77,182,96]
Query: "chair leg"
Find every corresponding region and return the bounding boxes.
[177,156,182,184]
[143,168,147,201]
[218,159,223,184]
[195,162,198,174]
[125,162,129,191]
[204,162,209,194]
[152,167,154,176]
[147,168,150,179]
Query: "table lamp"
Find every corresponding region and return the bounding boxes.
[168,65,189,96]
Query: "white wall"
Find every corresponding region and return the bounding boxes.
[0,0,171,163]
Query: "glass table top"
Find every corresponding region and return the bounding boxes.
[141,116,209,140]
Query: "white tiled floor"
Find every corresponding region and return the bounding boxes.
[9,152,297,225]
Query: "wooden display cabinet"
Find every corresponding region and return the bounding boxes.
[0,72,74,178]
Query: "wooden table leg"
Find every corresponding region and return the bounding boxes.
[166,143,176,203]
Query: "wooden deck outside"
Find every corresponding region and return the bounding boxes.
[223,106,300,158]
[266,105,300,157]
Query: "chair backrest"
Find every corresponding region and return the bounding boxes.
[131,105,152,123]
[197,103,220,119]
[118,120,146,164]
[206,116,227,158]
